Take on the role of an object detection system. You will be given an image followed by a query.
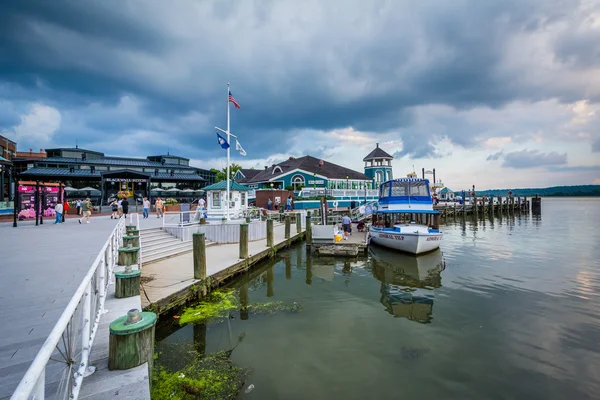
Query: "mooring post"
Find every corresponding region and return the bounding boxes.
[246,216,251,223]
[115,265,141,298]
[118,246,140,267]
[109,309,157,371]
[266,218,274,247]
[193,232,206,280]
[306,211,312,242]
[239,223,249,259]
[285,214,291,239]
[296,212,302,234]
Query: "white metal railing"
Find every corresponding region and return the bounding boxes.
[12,218,126,400]
[162,210,206,228]
[128,212,140,230]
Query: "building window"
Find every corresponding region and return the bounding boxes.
[291,174,305,190]
[212,192,221,208]
[241,192,246,205]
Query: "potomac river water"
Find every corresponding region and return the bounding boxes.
[155,197,600,399]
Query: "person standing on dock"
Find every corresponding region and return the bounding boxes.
[342,215,352,240]
[79,198,92,224]
[155,197,164,218]
[54,202,63,224]
[268,198,272,210]
[121,197,129,218]
[142,197,150,219]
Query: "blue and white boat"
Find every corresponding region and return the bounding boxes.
[369,178,443,254]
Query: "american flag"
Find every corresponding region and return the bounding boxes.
[228,91,240,109]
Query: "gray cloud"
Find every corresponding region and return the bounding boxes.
[592,137,600,153]
[0,0,598,160]
[502,150,567,168]
[486,150,504,161]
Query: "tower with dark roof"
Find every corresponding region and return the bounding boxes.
[363,143,393,185]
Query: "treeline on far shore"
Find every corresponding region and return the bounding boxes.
[470,185,600,198]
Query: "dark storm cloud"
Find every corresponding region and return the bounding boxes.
[502,150,567,168]
[0,0,597,159]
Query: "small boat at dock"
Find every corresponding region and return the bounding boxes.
[369,178,443,255]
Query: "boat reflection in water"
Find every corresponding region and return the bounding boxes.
[369,244,445,323]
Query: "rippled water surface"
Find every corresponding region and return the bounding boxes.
[156,198,600,399]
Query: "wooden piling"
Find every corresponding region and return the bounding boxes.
[266,218,274,247]
[239,223,248,259]
[118,247,140,267]
[285,214,291,239]
[296,212,302,234]
[285,257,292,280]
[108,309,156,371]
[115,267,141,298]
[306,211,312,242]
[193,232,206,280]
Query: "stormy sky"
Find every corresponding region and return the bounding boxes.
[1,0,599,189]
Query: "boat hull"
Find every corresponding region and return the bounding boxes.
[369,229,443,255]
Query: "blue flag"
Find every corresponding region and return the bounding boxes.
[216,132,230,149]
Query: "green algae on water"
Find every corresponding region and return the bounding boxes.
[151,351,248,400]
[179,288,303,325]
[179,290,238,325]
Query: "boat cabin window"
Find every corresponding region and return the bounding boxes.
[380,182,391,198]
[391,181,407,196]
[409,181,429,197]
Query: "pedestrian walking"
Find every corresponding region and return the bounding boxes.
[62,200,70,223]
[54,202,63,224]
[341,214,352,240]
[110,200,119,219]
[155,197,164,218]
[142,197,150,218]
[285,195,292,211]
[79,198,92,224]
[118,198,123,217]
[76,199,82,216]
[121,198,129,217]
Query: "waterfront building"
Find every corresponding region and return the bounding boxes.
[203,180,251,220]
[439,187,455,201]
[363,143,393,186]
[16,147,216,204]
[234,155,373,191]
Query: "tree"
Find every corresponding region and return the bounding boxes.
[212,164,243,182]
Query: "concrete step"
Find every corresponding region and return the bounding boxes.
[142,241,192,258]
[142,241,216,265]
[141,234,175,245]
[140,230,170,239]
[143,239,188,253]
[140,227,164,233]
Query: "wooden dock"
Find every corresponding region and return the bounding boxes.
[309,223,369,257]
[140,223,306,315]
[434,197,532,218]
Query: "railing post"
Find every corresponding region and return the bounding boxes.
[267,218,274,247]
[82,283,92,359]
[285,214,291,239]
[239,223,248,259]
[193,232,206,280]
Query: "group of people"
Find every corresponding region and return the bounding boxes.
[267,195,294,211]
[108,196,169,219]
[109,198,130,219]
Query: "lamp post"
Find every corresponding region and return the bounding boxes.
[313,173,316,190]
[346,175,349,190]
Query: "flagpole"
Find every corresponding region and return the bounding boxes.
[226,82,231,220]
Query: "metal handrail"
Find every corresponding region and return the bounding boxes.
[128,212,140,230]
[11,218,126,400]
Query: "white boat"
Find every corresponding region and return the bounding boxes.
[369,178,443,255]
